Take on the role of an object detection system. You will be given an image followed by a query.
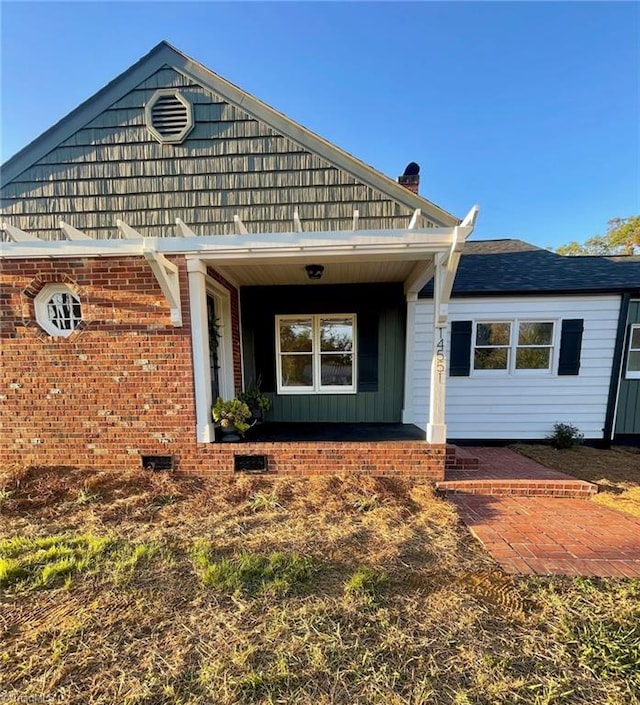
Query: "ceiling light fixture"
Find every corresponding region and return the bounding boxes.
[305,264,324,280]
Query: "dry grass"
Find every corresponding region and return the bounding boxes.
[1,464,639,704]
[512,444,640,517]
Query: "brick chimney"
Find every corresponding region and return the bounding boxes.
[398,162,420,194]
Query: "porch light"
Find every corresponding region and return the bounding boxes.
[305,264,324,280]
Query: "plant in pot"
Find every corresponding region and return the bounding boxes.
[212,397,252,440]
[238,377,272,423]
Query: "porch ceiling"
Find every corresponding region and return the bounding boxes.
[210,259,419,286]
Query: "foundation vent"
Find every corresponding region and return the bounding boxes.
[141,455,175,472]
[234,454,269,473]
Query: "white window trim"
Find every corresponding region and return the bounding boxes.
[275,314,357,394]
[625,324,640,379]
[472,319,558,375]
[34,283,82,338]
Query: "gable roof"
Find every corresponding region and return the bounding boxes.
[1,41,458,228]
[420,239,640,297]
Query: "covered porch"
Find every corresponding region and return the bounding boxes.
[186,205,479,446]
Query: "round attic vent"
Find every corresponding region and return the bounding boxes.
[145,89,193,144]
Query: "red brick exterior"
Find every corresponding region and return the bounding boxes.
[0,255,445,479]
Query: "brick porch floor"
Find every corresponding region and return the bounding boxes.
[444,447,640,578]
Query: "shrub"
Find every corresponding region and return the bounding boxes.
[547,422,584,450]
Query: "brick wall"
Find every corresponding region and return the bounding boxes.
[0,255,445,479]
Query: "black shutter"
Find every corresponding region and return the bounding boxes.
[254,316,276,392]
[358,312,379,392]
[558,319,584,376]
[450,321,472,376]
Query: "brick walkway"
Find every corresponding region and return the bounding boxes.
[439,447,597,497]
[446,448,640,578]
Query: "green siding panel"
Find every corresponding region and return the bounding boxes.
[615,300,640,435]
[241,284,406,423]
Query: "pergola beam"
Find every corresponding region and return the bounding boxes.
[116,219,144,239]
[293,210,303,233]
[175,218,194,237]
[352,210,359,231]
[60,220,94,241]
[233,215,249,235]
[408,209,421,229]
[1,222,40,242]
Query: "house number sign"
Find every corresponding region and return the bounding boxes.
[436,328,446,383]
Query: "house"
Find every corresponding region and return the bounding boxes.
[1,42,638,479]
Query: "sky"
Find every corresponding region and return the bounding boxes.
[1,1,638,249]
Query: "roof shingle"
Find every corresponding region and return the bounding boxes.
[420,239,640,297]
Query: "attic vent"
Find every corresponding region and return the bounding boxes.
[145,89,193,144]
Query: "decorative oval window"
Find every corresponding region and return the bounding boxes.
[34,283,82,337]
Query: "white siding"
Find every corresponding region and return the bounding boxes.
[409,295,621,440]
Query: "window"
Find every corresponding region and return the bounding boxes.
[276,314,356,393]
[34,283,82,338]
[626,324,640,379]
[473,320,555,373]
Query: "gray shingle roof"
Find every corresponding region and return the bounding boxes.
[419,239,640,297]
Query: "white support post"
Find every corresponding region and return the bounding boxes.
[142,241,183,327]
[427,252,448,444]
[187,259,216,443]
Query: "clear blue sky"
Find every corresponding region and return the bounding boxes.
[1,1,638,248]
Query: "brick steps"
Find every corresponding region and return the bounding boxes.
[440,446,598,498]
[436,478,597,498]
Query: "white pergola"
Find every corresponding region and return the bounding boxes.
[1,205,479,444]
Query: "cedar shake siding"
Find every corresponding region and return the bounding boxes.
[1,66,439,240]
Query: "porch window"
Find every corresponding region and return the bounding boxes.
[473,320,555,373]
[626,325,640,379]
[276,314,356,393]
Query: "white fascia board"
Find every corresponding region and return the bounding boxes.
[0,238,145,259]
[1,227,457,260]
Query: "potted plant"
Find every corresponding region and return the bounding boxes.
[212,397,252,439]
[238,377,272,423]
